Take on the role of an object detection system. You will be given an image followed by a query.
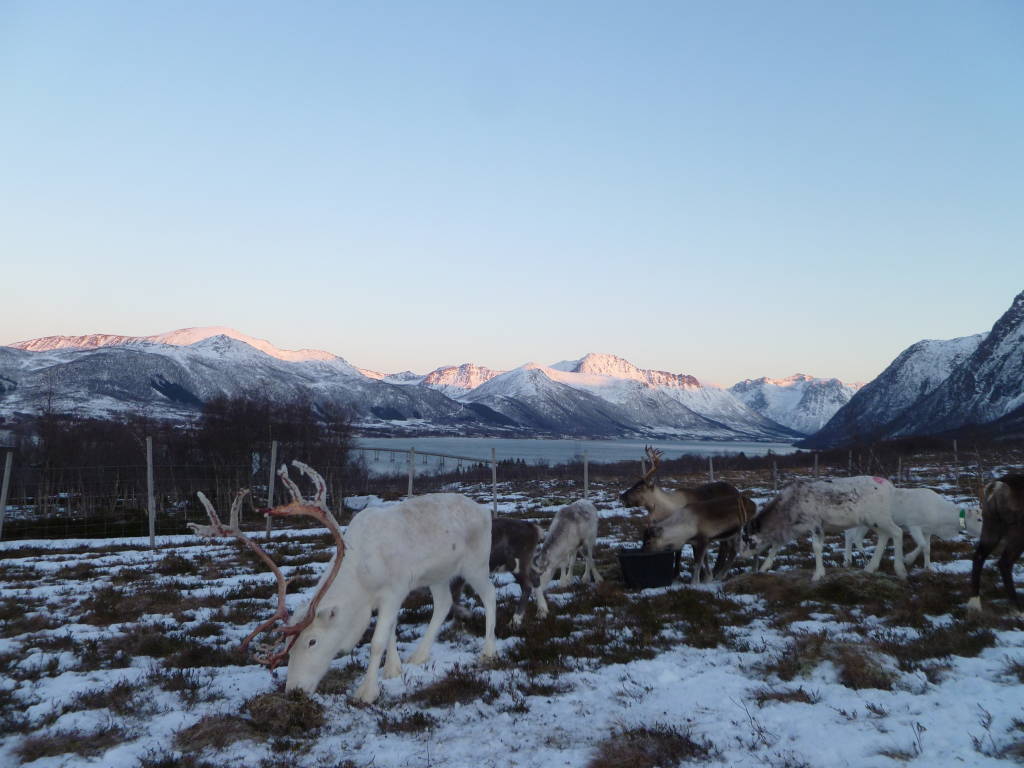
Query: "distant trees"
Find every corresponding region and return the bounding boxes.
[11,395,354,472]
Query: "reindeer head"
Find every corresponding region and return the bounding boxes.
[619,446,662,510]
[529,549,548,588]
[641,523,665,551]
[190,461,347,682]
[960,505,983,537]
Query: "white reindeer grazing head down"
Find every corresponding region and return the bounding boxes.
[191,461,497,703]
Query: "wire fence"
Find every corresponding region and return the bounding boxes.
[1,439,1021,542]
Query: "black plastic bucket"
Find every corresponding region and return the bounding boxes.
[618,548,678,589]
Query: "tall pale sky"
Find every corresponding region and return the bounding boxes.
[2,1,1021,384]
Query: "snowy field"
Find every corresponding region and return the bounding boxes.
[1,477,1023,768]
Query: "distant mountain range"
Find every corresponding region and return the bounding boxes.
[802,290,1024,447]
[0,328,861,440]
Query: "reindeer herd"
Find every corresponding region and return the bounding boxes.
[191,450,1024,704]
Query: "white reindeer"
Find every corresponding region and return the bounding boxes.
[843,487,983,571]
[190,462,496,704]
[530,500,602,618]
[738,476,906,582]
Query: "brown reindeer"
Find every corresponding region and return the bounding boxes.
[968,474,1024,616]
[620,447,756,582]
[451,517,543,628]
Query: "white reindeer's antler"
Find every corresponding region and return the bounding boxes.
[189,471,346,672]
[291,460,329,512]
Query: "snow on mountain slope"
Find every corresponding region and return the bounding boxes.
[420,364,504,398]
[729,374,860,435]
[804,333,987,447]
[464,361,795,439]
[547,353,797,439]
[9,326,354,368]
[462,365,643,437]
[0,334,483,427]
[887,290,1024,437]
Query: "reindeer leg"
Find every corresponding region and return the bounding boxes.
[559,549,577,587]
[969,520,1003,612]
[463,566,497,658]
[449,577,471,621]
[535,566,555,618]
[904,526,928,570]
[407,583,453,666]
[382,623,402,679]
[510,575,531,629]
[863,527,888,574]
[585,536,602,584]
[355,599,401,704]
[996,529,1024,616]
[810,528,826,582]
[691,536,709,584]
[759,545,780,573]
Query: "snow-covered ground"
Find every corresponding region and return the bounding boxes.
[1,482,1022,768]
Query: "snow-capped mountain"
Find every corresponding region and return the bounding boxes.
[0,330,501,430]
[886,291,1024,438]
[461,365,644,437]
[419,364,504,398]
[11,326,347,366]
[803,333,987,447]
[2,328,823,440]
[462,356,799,440]
[546,354,799,439]
[729,374,860,435]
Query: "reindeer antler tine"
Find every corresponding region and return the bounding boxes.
[278,463,303,503]
[196,491,223,528]
[228,489,249,532]
[292,460,328,510]
[640,445,661,482]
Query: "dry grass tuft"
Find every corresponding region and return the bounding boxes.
[245,690,325,737]
[17,722,129,762]
[587,723,720,767]
[407,664,499,708]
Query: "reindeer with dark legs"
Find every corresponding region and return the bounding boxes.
[190,461,496,703]
[620,446,755,583]
[968,474,1024,617]
[451,517,543,628]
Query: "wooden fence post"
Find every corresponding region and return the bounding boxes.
[146,436,156,548]
[0,450,12,541]
[407,448,415,498]
[708,455,715,482]
[953,439,959,488]
[848,450,852,476]
[583,451,589,500]
[491,447,498,516]
[813,453,819,478]
[266,440,278,537]
[772,460,778,491]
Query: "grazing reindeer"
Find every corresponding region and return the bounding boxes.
[530,500,602,618]
[451,517,543,628]
[968,474,1024,616]
[622,446,756,582]
[190,461,496,703]
[843,487,983,571]
[739,476,906,582]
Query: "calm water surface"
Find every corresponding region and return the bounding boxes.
[354,437,797,474]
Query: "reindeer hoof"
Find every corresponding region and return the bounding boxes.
[355,680,381,704]
[382,662,402,679]
[481,640,496,658]
[966,597,982,613]
[407,649,430,666]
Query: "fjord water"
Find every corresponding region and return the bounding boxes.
[355,437,797,474]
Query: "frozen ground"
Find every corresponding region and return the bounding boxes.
[1,477,1023,768]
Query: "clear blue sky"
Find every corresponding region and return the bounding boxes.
[2,1,1021,384]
